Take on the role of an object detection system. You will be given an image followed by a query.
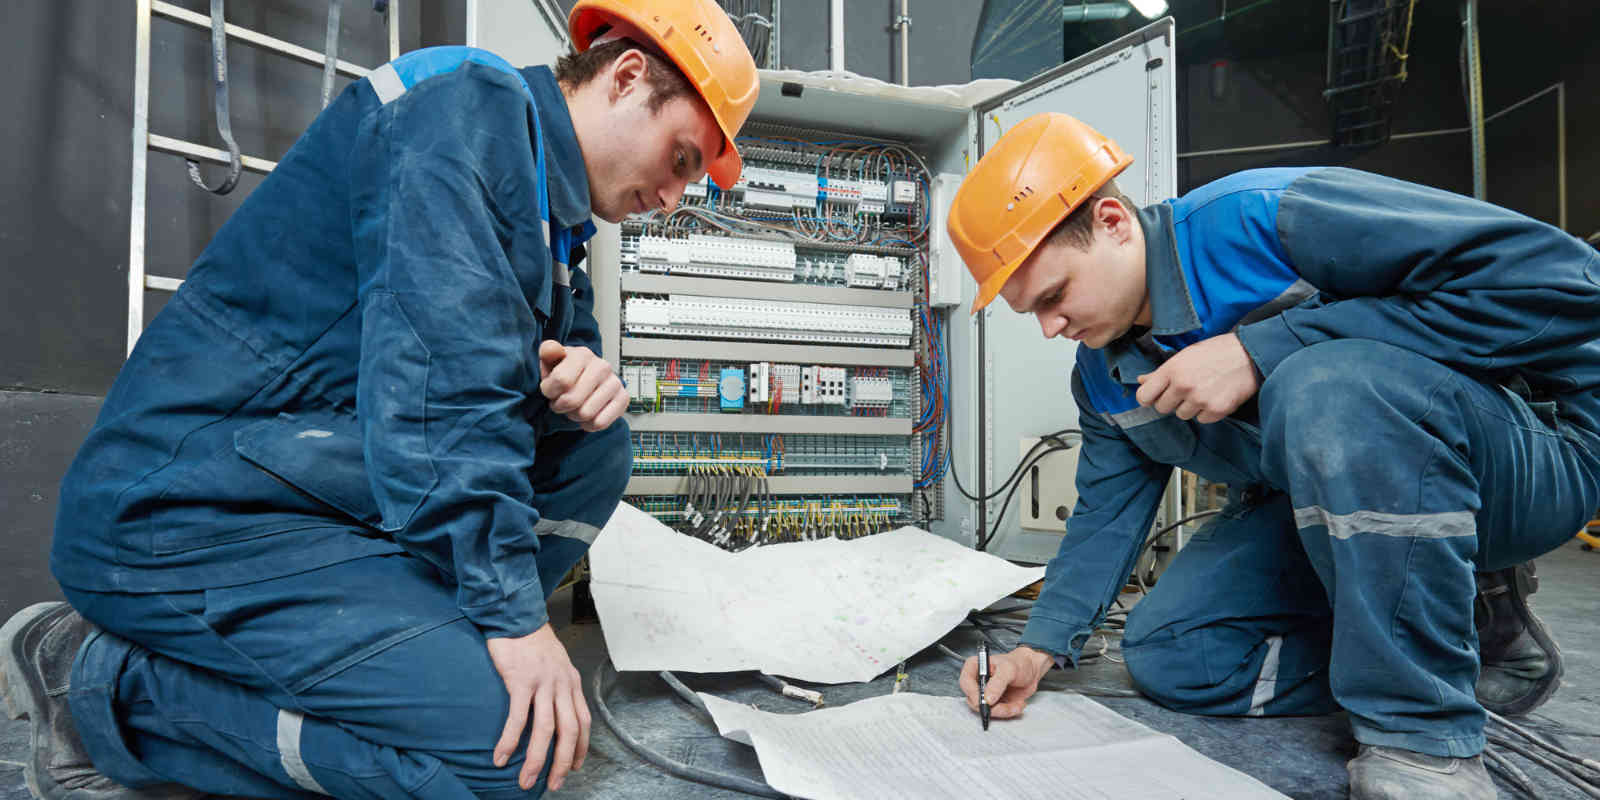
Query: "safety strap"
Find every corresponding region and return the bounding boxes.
[185,0,243,195]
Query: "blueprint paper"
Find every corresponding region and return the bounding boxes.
[700,691,1290,800]
[589,501,1045,683]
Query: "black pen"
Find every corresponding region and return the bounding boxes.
[977,641,991,731]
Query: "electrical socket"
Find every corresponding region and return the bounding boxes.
[1017,436,1080,532]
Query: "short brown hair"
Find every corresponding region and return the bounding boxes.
[555,37,696,114]
[1046,178,1136,250]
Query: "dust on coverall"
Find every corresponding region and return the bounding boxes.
[50,48,630,798]
[1018,167,1600,758]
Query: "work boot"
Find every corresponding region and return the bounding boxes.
[1475,562,1563,716]
[1347,745,1497,800]
[0,602,191,800]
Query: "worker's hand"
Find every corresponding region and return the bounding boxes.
[485,623,590,792]
[1135,333,1261,424]
[538,341,628,432]
[959,645,1055,720]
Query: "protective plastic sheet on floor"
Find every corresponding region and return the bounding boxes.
[700,691,1290,800]
[589,502,1045,683]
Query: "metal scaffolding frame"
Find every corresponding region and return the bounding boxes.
[127,0,399,354]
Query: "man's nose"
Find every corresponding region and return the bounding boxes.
[658,182,687,213]
[1039,313,1067,339]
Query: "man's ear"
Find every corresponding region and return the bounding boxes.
[1095,196,1136,246]
[608,49,648,105]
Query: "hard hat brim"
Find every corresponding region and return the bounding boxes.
[970,260,1016,314]
[707,132,743,190]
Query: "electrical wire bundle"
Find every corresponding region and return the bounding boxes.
[681,463,771,548]
[716,0,774,69]
[913,255,949,494]
[943,428,1083,551]
[638,135,933,253]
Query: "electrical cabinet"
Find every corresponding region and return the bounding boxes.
[585,19,1177,558]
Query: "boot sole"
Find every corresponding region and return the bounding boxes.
[1,602,77,800]
[1,602,68,723]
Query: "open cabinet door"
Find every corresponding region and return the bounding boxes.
[967,19,1178,564]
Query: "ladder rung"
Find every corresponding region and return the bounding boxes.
[148,134,277,174]
[145,275,184,292]
[151,0,371,79]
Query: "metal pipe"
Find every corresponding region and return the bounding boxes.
[465,0,478,48]
[129,0,152,354]
[977,308,986,547]
[1178,83,1564,161]
[1062,3,1132,23]
[1462,0,1486,200]
[1558,82,1567,231]
[321,0,343,108]
[387,0,399,61]
[896,0,910,86]
[149,134,278,174]
[151,0,369,77]
[1178,137,1330,158]
[829,0,844,72]
[770,0,781,69]
[1325,0,1336,90]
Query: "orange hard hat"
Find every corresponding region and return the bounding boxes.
[947,113,1133,314]
[569,0,760,190]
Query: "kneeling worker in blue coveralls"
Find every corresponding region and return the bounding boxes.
[0,1,758,797]
[948,113,1600,799]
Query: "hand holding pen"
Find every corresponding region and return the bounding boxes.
[960,644,1057,724]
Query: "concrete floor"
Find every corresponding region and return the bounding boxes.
[3,539,1597,799]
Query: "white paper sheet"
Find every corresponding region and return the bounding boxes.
[699,691,1290,800]
[589,502,1045,683]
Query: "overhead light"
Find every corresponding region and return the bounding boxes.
[1126,0,1169,18]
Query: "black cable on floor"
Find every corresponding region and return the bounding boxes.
[1490,710,1600,776]
[657,670,707,712]
[591,661,786,798]
[1483,745,1541,799]
[1487,734,1600,800]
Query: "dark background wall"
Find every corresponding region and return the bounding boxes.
[0,0,424,619]
[4,1,1597,619]
[1161,0,1598,237]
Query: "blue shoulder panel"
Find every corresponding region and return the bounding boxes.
[388,46,534,101]
[1159,168,1313,349]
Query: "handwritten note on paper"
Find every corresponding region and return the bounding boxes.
[589,502,1046,683]
[700,691,1291,800]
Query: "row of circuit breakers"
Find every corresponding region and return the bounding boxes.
[623,362,894,411]
[632,233,907,289]
[685,167,923,220]
[624,295,911,347]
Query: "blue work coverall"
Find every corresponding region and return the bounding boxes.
[1019,167,1600,758]
[51,48,630,798]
